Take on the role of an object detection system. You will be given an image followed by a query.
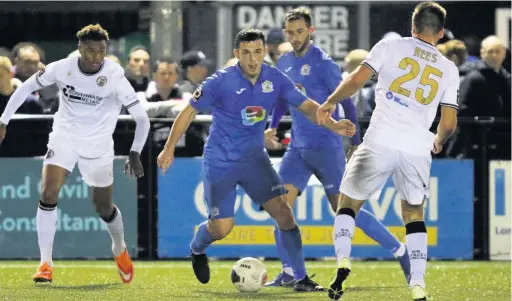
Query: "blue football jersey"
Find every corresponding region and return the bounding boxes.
[189,63,308,165]
[276,43,344,148]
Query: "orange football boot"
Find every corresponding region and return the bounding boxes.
[115,249,134,284]
[33,262,53,283]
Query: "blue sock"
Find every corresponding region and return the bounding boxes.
[355,209,401,254]
[279,226,307,281]
[274,224,292,272]
[190,221,216,254]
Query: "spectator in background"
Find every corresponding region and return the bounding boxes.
[264,28,285,66]
[179,50,210,94]
[444,39,468,68]
[462,35,480,62]
[12,43,58,113]
[0,56,42,115]
[453,35,511,160]
[106,54,121,65]
[436,43,447,56]
[343,49,375,117]
[142,57,186,118]
[125,45,150,92]
[277,42,293,56]
[0,47,12,63]
[224,57,238,68]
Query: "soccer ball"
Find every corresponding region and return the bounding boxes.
[231,257,267,293]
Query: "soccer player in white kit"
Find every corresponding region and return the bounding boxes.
[316,2,458,301]
[0,24,150,284]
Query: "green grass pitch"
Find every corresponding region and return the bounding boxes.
[0,260,509,301]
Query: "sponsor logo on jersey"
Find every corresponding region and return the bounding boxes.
[241,106,266,126]
[386,91,408,108]
[62,85,103,106]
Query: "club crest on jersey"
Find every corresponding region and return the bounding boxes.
[300,64,310,75]
[262,80,273,93]
[45,149,54,160]
[192,85,203,102]
[96,76,107,87]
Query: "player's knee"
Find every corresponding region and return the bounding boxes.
[274,201,296,230]
[208,219,234,240]
[93,199,114,219]
[41,186,60,204]
[401,199,424,224]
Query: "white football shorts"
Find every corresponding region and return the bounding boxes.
[44,132,114,187]
[340,141,432,205]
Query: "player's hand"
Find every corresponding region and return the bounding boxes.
[432,135,443,154]
[264,128,283,150]
[347,145,358,162]
[333,119,356,137]
[316,102,337,125]
[157,147,175,175]
[0,122,6,147]
[124,151,144,178]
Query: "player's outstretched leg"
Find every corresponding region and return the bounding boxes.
[266,184,301,287]
[356,208,411,283]
[93,186,134,284]
[265,225,294,287]
[401,200,432,301]
[33,165,68,283]
[189,218,233,284]
[263,195,324,292]
[329,194,365,300]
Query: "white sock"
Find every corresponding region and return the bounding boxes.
[333,213,355,265]
[103,206,126,256]
[283,267,294,276]
[393,242,407,258]
[406,229,427,289]
[37,203,58,267]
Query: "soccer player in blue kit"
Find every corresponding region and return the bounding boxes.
[157,28,356,291]
[264,8,411,288]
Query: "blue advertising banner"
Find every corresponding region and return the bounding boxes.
[0,157,138,259]
[158,158,473,259]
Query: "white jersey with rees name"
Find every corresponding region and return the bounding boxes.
[35,57,139,141]
[362,37,459,156]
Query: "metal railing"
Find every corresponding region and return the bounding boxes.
[0,115,510,260]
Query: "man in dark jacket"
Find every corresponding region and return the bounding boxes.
[450,35,511,160]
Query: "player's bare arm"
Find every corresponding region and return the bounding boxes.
[297,99,356,137]
[157,103,198,174]
[0,72,46,146]
[123,99,151,178]
[316,65,374,125]
[433,106,457,154]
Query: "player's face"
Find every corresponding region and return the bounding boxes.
[78,40,107,71]
[154,62,179,89]
[233,39,267,78]
[284,19,314,53]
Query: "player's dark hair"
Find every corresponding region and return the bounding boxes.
[234,29,266,48]
[153,56,179,73]
[285,7,312,27]
[76,24,110,42]
[412,2,446,34]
